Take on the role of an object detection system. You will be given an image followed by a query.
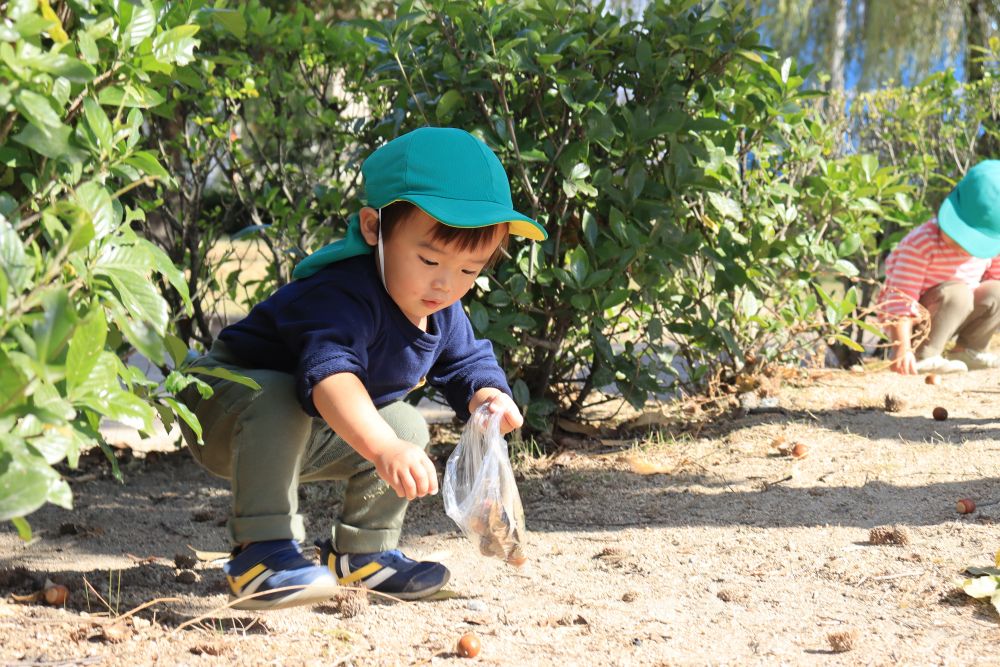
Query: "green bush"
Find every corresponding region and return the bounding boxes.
[145,0,903,429]
[0,0,227,533]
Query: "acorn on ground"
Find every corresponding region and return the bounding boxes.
[925,374,941,385]
[956,498,976,514]
[43,582,69,606]
[932,406,948,421]
[456,633,481,658]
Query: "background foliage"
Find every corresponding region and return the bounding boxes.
[4,0,1000,525]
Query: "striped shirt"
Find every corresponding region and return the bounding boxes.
[881,220,1000,317]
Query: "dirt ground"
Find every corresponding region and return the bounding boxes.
[4,366,1000,666]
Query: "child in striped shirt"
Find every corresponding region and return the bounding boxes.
[882,160,1000,375]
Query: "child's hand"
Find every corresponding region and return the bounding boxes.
[373,438,439,500]
[470,388,523,434]
[891,349,917,375]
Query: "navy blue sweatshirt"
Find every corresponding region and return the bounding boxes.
[217,255,511,420]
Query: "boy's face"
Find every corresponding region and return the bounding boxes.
[360,207,503,327]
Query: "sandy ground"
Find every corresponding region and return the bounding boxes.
[3,366,1000,666]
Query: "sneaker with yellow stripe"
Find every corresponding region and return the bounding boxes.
[224,540,339,610]
[315,538,450,601]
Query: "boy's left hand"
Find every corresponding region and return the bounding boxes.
[470,388,523,434]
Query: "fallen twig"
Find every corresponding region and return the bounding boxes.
[172,585,406,633]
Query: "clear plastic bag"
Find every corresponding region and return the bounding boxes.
[443,405,527,567]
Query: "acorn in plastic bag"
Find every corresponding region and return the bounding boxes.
[443,405,527,567]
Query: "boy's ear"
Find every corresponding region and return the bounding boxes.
[358,207,379,247]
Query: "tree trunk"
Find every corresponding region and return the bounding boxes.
[828,0,849,92]
[966,0,987,82]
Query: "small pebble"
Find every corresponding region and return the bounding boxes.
[465,599,487,612]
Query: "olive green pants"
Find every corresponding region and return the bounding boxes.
[917,280,1000,358]
[178,340,429,552]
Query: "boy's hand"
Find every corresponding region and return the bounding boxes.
[373,438,439,500]
[470,388,523,434]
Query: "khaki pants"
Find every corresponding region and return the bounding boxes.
[917,280,1000,359]
[178,341,429,552]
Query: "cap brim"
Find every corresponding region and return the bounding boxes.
[939,191,1000,259]
[391,193,548,241]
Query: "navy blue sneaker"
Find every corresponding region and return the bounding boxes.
[224,540,339,610]
[315,538,450,601]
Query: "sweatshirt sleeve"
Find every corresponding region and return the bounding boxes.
[427,306,511,421]
[276,283,378,416]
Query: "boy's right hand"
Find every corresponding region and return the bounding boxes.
[373,438,439,501]
[891,349,917,375]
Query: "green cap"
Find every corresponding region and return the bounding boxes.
[938,160,1000,259]
[292,127,545,280]
[363,127,546,241]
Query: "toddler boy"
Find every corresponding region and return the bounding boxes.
[179,128,546,609]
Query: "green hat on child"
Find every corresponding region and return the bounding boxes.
[938,160,1000,259]
[293,128,546,280]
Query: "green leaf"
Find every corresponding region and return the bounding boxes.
[98,84,165,109]
[436,89,463,123]
[75,182,118,239]
[145,240,191,310]
[101,389,156,433]
[185,365,260,390]
[124,150,169,180]
[0,219,31,294]
[625,162,646,201]
[164,333,189,367]
[31,288,75,363]
[14,90,63,131]
[11,516,31,541]
[163,396,201,443]
[860,154,878,182]
[101,267,168,335]
[82,98,113,153]
[12,123,76,161]
[107,302,164,365]
[963,575,1000,599]
[122,3,156,47]
[833,334,864,352]
[735,48,763,64]
[66,310,108,391]
[78,31,99,63]
[70,350,118,403]
[686,117,730,132]
[567,246,590,284]
[511,379,530,408]
[17,53,95,82]
[200,7,247,39]
[152,25,200,66]
[0,443,71,520]
[466,301,489,333]
[581,210,598,247]
[707,192,743,222]
[833,258,859,277]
